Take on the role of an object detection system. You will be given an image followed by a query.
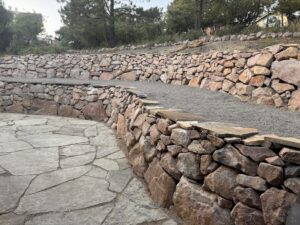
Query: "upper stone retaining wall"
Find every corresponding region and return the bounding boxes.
[0,80,299,225]
[1,44,300,111]
[72,31,299,53]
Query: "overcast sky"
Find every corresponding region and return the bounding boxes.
[4,0,172,36]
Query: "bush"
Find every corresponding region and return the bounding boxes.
[19,43,68,55]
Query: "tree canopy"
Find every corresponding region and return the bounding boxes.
[0,0,12,52]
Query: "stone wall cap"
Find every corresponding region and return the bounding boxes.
[126,89,147,98]
[265,135,300,150]
[151,109,204,122]
[138,99,160,106]
[193,122,258,138]
[243,135,267,146]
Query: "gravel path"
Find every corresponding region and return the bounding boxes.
[1,77,300,138]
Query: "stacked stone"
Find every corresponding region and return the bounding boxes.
[0,44,300,111]
[69,31,299,54]
[1,81,299,225]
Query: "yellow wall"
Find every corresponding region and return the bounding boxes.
[256,14,289,28]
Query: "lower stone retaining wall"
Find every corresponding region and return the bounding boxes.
[0,81,299,225]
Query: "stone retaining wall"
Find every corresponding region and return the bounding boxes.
[1,44,300,111]
[0,80,299,225]
[73,31,299,53]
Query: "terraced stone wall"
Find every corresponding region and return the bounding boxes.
[1,44,300,111]
[0,81,299,225]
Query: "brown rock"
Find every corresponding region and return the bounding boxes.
[7,102,24,113]
[260,187,297,225]
[188,140,205,154]
[173,177,233,225]
[204,166,238,200]
[231,203,265,225]
[128,143,148,177]
[58,105,82,118]
[99,72,114,80]
[249,76,265,87]
[207,134,225,148]
[236,83,254,96]
[251,66,271,76]
[119,71,137,81]
[213,145,258,176]
[149,124,160,145]
[177,153,202,181]
[236,174,268,191]
[247,54,260,67]
[275,47,298,61]
[239,69,253,84]
[279,147,300,165]
[284,178,300,194]
[171,128,191,147]
[222,79,235,92]
[200,155,218,175]
[256,52,274,67]
[167,145,182,156]
[144,158,176,207]
[272,82,295,94]
[288,90,300,111]
[132,113,147,128]
[125,132,136,148]
[157,119,171,135]
[257,163,283,186]
[116,114,126,138]
[235,144,276,162]
[189,77,201,87]
[265,156,285,166]
[233,186,262,209]
[208,81,222,91]
[273,94,284,108]
[160,153,182,180]
[236,58,246,68]
[82,102,107,121]
[272,60,300,87]
[142,137,156,162]
[31,99,58,115]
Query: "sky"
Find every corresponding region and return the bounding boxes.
[4,0,172,36]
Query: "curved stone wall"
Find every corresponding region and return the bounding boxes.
[1,44,300,111]
[0,80,299,225]
[72,31,299,53]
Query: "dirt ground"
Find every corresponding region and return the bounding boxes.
[101,37,300,55]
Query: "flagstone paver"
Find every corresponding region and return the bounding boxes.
[0,113,179,225]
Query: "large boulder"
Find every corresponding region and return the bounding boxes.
[173,177,233,225]
[260,187,297,225]
[271,60,300,87]
[231,202,265,225]
[82,102,107,121]
[288,90,300,111]
[144,158,176,207]
[204,166,238,200]
[213,145,258,176]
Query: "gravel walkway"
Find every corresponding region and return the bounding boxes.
[1,77,300,138]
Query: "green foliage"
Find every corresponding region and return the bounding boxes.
[166,0,195,33]
[20,43,68,55]
[9,12,44,54]
[0,0,13,52]
[57,0,164,48]
[277,0,300,22]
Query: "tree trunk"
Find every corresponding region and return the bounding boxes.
[195,0,204,30]
[107,0,116,47]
